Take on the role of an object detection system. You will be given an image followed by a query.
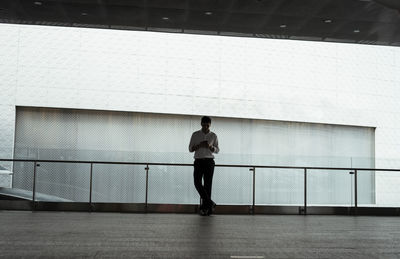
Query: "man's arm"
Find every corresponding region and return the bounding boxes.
[189,133,197,152]
[210,135,219,154]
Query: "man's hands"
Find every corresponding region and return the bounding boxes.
[194,140,214,151]
[199,140,209,148]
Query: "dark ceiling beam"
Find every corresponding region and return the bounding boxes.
[359,0,398,44]
[96,0,109,27]
[363,18,393,44]
[0,0,398,47]
[144,0,148,30]
[14,0,30,21]
[324,2,375,43]
[293,0,332,36]
[254,0,287,35]
[373,0,400,12]
[390,21,400,44]
[182,0,189,32]
[0,1,15,19]
[56,1,72,25]
[218,0,236,33]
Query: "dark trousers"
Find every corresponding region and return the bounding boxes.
[193,158,215,209]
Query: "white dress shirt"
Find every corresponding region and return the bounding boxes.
[188,130,219,159]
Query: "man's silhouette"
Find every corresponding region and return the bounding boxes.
[189,116,219,216]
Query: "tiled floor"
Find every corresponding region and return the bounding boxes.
[0,211,399,258]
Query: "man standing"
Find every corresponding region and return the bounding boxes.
[189,116,219,216]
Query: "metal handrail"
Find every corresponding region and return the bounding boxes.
[1,158,400,171]
[1,158,400,215]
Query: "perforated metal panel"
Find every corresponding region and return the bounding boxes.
[13,107,376,205]
[255,169,304,206]
[308,170,354,206]
[92,164,146,203]
[35,162,90,202]
[148,165,198,204]
[213,167,252,205]
[12,161,34,194]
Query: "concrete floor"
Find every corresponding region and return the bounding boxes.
[0,211,399,258]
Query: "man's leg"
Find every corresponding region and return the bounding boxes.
[193,160,210,207]
[203,159,216,213]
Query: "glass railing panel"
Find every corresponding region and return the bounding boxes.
[5,157,400,209]
[365,170,400,207]
[147,165,198,204]
[356,170,375,206]
[0,161,13,188]
[35,162,90,202]
[308,169,353,206]
[255,168,304,206]
[10,161,34,194]
[92,164,146,203]
[213,167,252,205]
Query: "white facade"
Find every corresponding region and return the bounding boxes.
[0,24,399,206]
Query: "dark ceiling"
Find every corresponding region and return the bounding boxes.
[0,0,399,46]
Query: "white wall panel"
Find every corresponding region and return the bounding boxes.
[0,65,17,98]
[192,96,219,115]
[79,30,111,52]
[47,68,81,90]
[107,53,139,74]
[0,105,15,161]
[16,66,47,88]
[110,73,138,92]
[0,25,18,162]
[15,86,48,106]
[0,25,18,46]
[193,61,219,79]
[0,23,400,205]
[79,52,109,72]
[163,95,194,114]
[0,45,18,68]
[46,88,78,108]
[106,30,139,55]
[193,79,219,98]
[73,90,108,110]
[19,26,80,50]
[219,81,245,99]
[164,76,195,96]
[139,55,167,75]
[166,58,194,78]
[79,70,109,91]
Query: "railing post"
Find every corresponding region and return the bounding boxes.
[11,160,15,188]
[145,164,149,212]
[89,163,93,212]
[249,167,256,215]
[354,169,358,215]
[32,161,38,211]
[304,168,307,215]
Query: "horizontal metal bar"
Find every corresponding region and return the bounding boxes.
[1,201,399,216]
[1,158,399,172]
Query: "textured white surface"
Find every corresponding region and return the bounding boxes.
[0,24,399,205]
[14,108,374,204]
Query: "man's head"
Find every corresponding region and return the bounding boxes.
[201,116,211,133]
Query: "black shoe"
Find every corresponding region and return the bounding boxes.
[199,208,208,216]
[207,201,217,215]
[211,201,216,212]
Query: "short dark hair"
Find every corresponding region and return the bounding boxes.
[201,116,211,124]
